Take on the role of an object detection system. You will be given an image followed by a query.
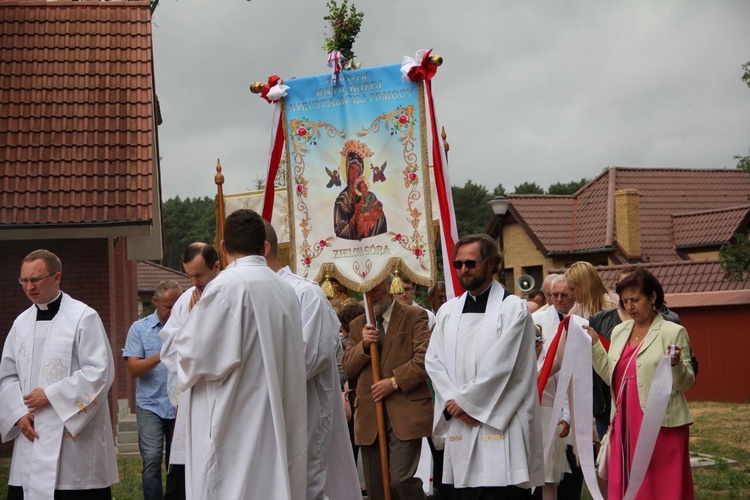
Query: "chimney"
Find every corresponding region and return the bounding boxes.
[614,189,642,259]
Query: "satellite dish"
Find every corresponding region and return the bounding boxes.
[516,274,535,293]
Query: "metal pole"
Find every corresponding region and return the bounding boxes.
[499,217,506,286]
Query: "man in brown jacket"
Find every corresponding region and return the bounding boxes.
[342,275,433,500]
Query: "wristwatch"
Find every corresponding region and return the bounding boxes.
[391,376,399,390]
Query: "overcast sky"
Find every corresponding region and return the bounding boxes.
[152,0,750,200]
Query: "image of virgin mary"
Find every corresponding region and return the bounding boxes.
[333,139,388,240]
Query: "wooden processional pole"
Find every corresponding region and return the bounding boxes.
[365,288,393,500]
[214,159,227,270]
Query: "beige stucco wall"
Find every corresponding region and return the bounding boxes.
[502,223,567,292]
[685,250,720,260]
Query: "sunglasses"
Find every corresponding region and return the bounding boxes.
[451,259,485,270]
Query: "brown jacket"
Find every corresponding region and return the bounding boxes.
[342,300,433,445]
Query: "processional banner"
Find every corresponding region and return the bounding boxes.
[280,63,435,292]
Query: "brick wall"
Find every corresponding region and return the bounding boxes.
[0,238,138,451]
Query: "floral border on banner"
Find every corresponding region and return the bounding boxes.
[280,64,434,292]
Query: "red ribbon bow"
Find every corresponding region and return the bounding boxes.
[407,49,438,82]
[260,75,282,103]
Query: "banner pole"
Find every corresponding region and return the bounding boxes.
[214,159,227,270]
[364,289,393,500]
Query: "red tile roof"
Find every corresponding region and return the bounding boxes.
[508,167,750,261]
[504,195,575,251]
[584,259,750,295]
[664,290,750,308]
[672,205,750,249]
[137,261,191,294]
[0,0,157,228]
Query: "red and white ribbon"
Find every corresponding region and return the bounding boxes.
[402,48,461,298]
[327,50,343,84]
[258,74,289,103]
[401,49,438,83]
[256,74,287,221]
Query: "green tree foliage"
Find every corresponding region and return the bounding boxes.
[548,178,589,195]
[451,180,493,236]
[720,234,750,281]
[161,196,217,270]
[720,61,750,280]
[492,183,506,197]
[322,0,365,62]
[513,181,544,194]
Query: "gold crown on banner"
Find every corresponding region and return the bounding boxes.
[340,139,374,160]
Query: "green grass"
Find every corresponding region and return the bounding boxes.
[0,455,151,500]
[1,402,748,499]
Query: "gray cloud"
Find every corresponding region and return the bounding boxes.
[152,0,750,199]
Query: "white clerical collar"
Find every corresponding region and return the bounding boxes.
[37,292,62,311]
[468,282,493,301]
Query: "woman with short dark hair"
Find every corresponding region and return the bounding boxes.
[585,268,695,499]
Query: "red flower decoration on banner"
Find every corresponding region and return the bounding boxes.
[319,239,327,248]
[297,126,308,137]
[398,113,408,124]
[407,49,438,82]
[260,75,282,103]
[395,234,403,242]
[303,257,311,266]
[414,248,424,257]
[297,184,304,193]
[408,172,418,182]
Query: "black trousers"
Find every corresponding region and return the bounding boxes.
[8,486,112,500]
[452,485,531,500]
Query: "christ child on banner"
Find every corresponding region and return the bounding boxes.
[333,139,388,240]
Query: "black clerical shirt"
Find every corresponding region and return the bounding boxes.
[36,293,63,321]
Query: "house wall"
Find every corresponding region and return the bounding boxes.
[0,238,138,449]
[503,224,554,294]
[685,250,719,260]
[502,223,579,293]
[673,305,750,403]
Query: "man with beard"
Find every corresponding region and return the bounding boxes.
[342,275,432,500]
[425,234,543,499]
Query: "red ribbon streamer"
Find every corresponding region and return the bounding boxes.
[537,316,569,401]
[259,75,281,103]
[424,77,464,298]
[537,316,610,402]
[407,49,438,82]
[262,114,284,222]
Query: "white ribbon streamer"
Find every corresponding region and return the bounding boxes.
[622,352,673,500]
[548,316,676,500]
[266,82,289,102]
[401,49,430,81]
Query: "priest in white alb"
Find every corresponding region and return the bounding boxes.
[425,234,543,500]
[263,220,360,500]
[158,242,222,498]
[159,209,308,500]
[0,249,118,500]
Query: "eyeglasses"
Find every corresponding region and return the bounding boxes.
[18,273,56,286]
[451,259,485,270]
[551,292,572,299]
